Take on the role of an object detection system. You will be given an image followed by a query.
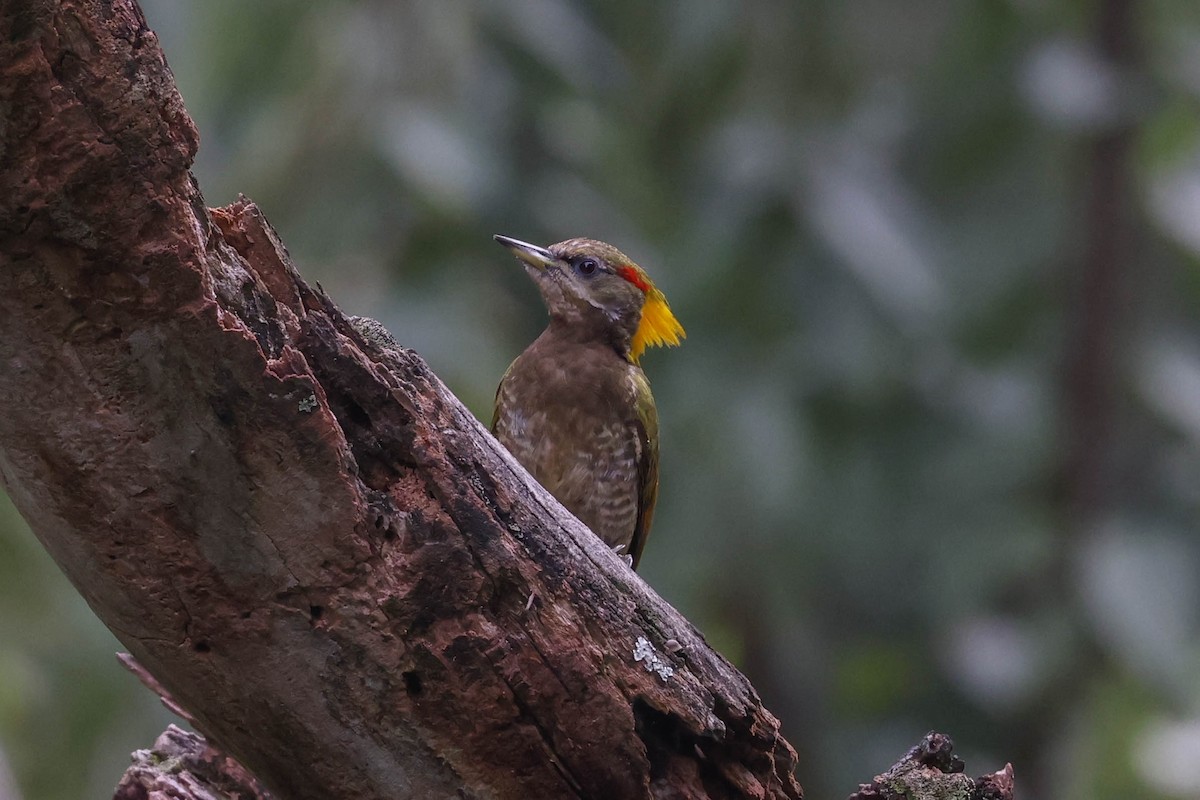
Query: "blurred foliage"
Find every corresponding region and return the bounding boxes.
[4,1,1200,798]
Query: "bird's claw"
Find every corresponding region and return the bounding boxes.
[609,542,638,566]
[611,544,634,568]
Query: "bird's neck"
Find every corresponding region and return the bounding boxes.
[545,312,634,362]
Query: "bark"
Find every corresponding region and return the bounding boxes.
[0,3,1014,800]
[113,728,1012,800]
[846,733,1014,800]
[116,726,272,800]
[0,1,800,798]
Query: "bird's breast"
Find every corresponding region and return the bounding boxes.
[493,342,649,550]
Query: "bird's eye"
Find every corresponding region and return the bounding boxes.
[576,258,599,276]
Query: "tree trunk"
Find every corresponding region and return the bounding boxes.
[0,2,1014,799]
[0,1,800,797]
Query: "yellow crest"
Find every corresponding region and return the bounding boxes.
[630,284,685,364]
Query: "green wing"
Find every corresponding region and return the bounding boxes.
[490,360,514,434]
[628,373,659,570]
[490,383,501,433]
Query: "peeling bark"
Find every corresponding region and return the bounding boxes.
[846,733,1014,800]
[0,3,1019,799]
[116,726,273,800]
[114,728,1013,800]
[0,2,803,798]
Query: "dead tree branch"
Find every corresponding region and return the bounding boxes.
[0,2,1014,799]
[115,726,273,800]
[0,2,799,797]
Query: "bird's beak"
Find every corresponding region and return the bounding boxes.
[494,234,557,271]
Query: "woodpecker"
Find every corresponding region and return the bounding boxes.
[491,235,685,570]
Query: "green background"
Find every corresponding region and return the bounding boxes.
[4,2,1200,798]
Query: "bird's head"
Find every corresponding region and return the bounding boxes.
[495,234,685,364]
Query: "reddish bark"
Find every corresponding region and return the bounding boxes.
[0,4,1015,800]
[116,726,272,800]
[0,2,802,798]
[114,726,1012,800]
[846,733,1014,800]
